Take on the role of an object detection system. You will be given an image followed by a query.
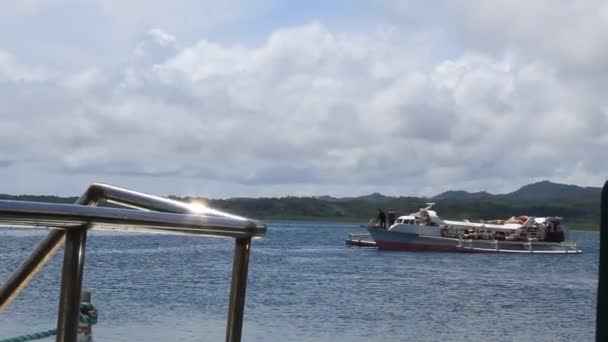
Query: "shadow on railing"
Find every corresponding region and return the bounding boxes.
[0,183,266,342]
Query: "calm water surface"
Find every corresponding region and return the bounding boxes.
[0,222,599,341]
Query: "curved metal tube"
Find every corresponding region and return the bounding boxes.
[0,200,266,237]
[84,183,248,220]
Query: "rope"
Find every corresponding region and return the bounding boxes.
[0,329,56,342]
[79,303,98,325]
[1,303,98,342]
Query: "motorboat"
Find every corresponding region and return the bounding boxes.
[366,203,581,254]
[345,233,377,247]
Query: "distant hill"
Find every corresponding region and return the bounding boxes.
[314,195,339,201]
[432,190,491,200]
[503,180,601,200]
[0,194,78,204]
[356,192,393,202]
[217,180,602,229]
[315,192,394,202]
[0,180,602,229]
[316,180,602,203]
[321,180,601,203]
[433,180,601,201]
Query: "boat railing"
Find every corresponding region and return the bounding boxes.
[0,183,266,342]
[457,237,474,249]
[457,236,580,253]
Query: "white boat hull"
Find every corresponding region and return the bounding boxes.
[367,227,582,254]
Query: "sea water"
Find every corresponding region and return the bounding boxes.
[0,222,598,341]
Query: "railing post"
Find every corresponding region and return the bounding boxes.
[597,181,608,342]
[0,189,101,311]
[56,225,89,342]
[225,237,252,342]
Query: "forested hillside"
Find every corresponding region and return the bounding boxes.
[0,181,601,229]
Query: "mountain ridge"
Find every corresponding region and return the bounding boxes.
[0,180,602,229]
[316,180,601,202]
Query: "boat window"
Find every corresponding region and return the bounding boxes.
[396,219,403,224]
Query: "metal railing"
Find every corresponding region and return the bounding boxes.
[0,183,266,342]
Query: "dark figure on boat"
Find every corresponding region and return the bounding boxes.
[377,209,387,229]
[387,210,396,227]
[544,217,565,243]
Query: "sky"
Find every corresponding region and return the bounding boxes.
[0,0,607,198]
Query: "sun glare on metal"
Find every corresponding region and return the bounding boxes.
[188,200,247,221]
[188,200,211,214]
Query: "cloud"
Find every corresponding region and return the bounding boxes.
[0,50,49,81]
[0,0,273,72]
[452,0,608,72]
[1,5,607,197]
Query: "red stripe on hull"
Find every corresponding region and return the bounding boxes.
[376,240,459,252]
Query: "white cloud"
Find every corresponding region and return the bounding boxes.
[0,1,606,197]
[453,0,608,74]
[0,0,272,72]
[0,50,49,82]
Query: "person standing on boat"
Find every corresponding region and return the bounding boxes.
[387,209,396,227]
[377,209,387,229]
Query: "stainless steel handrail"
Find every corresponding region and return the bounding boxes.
[0,183,266,342]
[0,200,266,236]
[79,183,249,219]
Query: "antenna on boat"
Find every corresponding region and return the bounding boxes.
[424,203,436,210]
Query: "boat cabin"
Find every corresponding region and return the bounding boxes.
[394,216,416,225]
